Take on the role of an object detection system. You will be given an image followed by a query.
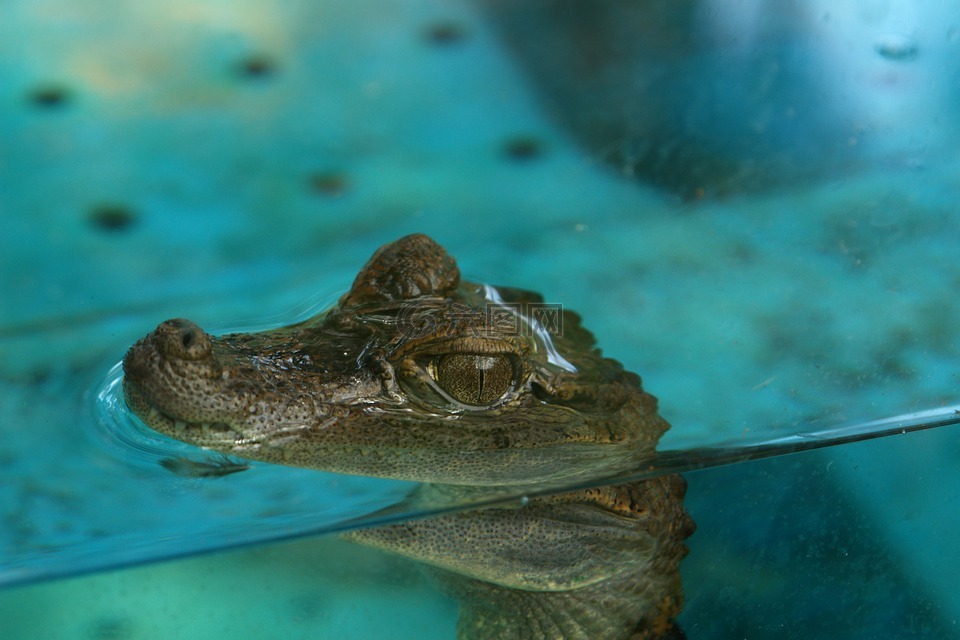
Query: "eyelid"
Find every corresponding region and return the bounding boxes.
[421,340,518,356]
[394,335,528,362]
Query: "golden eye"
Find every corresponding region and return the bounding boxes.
[432,354,514,406]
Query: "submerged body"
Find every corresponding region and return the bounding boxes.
[123,234,694,639]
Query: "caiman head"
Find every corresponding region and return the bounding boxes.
[123,234,670,486]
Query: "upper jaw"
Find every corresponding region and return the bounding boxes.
[122,376,246,445]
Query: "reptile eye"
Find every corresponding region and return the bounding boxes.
[431,354,514,406]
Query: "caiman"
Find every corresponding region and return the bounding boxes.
[122,233,695,639]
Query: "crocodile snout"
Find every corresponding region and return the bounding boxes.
[123,319,212,380]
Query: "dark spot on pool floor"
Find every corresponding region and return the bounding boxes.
[289,591,327,624]
[501,135,545,161]
[424,21,468,45]
[28,84,71,109]
[308,171,349,197]
[88,204,137,233]
[88,616,133,640]
[237,54,277,78]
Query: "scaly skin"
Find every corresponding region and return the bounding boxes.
[123,234,694,639]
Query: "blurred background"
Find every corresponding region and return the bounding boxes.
[1,0,959,637]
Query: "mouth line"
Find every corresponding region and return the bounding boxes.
[123,382,411,466]
[124,379,246,444]
[147,405,238,439]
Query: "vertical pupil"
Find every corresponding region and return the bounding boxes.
[435,354,512,405]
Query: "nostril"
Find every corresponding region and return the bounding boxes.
[159,319,210,358]
[180,327,197,349]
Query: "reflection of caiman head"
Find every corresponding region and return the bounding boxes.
[123,233,669,486]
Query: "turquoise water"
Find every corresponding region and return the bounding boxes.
[2,1,960,637]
